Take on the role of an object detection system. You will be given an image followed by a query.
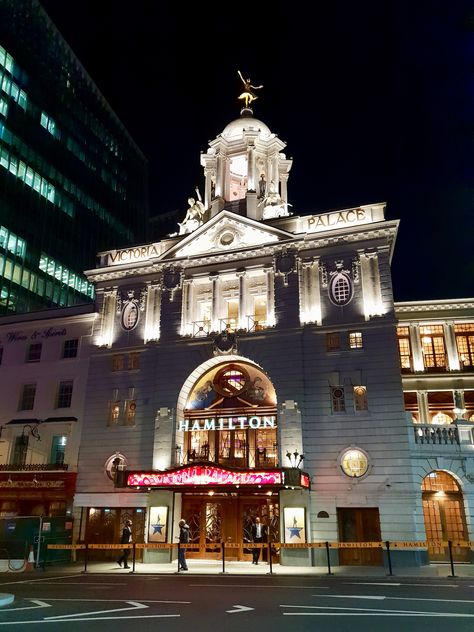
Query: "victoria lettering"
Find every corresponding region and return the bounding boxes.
[108,244,161,265]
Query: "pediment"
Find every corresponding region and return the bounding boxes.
[162,211,293,259]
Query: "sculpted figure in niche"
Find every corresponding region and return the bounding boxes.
[237,70,263,109]
[260,180,292,219]
[178,188,207,235]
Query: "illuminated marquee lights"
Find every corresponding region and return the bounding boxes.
[127,465,282,488]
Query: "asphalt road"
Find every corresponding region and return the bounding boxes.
[0,572,472,631]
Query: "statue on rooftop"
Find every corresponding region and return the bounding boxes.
[178,187,207,235]
[237,70,263,109]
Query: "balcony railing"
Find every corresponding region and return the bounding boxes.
[0,463,69,471]
[175,448,278,469]
[413,425,459,445]
[187,316,269,338]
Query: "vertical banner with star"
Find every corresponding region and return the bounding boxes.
[148,506,168,542]
[283,507,306,543]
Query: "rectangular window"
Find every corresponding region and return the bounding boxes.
[454,324,474,369]
[419,325,446,370]
[26,343,42,362]
[124,400,136,426]
[112,354,125,371]
[353,386,368,411]
[50,435,67,465]
[108,400,121,426]
[56,380,73,408]
[331,386,346,413]
[20,383,36,410]
[128,352,140,370]
[62,338,78,359]
[397,326,412,371]
[349,332,363,349]
[326,332,341,352]
[12,435,28,467]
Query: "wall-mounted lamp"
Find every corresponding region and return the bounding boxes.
[286,450,304,469]
[22,423,41,442]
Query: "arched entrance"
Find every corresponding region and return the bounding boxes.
[422,471,469,562]
[176,358,280,561]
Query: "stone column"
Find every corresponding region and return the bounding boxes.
[444,323,461,371]
[417,390,430,424]
[264,265,275,327]
[144,284,161,342]
[359,250,383,320]
[180,279,193,337]
[210,273,220,331]
[409,324,424,372]
[247,144,256,191]
[236,270,247,330]
[100,289,117,348]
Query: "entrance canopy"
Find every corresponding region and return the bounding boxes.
[121,464,310,491]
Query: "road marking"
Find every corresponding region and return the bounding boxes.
[0,600,51,612]
[191,583,328,589]
[0,575,79,586]
[313,593,474,604]
[29,598,191,603]
[281,604,474,617]
[23,582,126,586]
[226,604,254,614]
[45,600,149,619]
[344,582,458,588]
[0,614,181,624]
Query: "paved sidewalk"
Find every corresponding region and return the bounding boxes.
[25,559,474,579]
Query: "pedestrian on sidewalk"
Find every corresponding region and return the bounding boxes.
[117,519,132,569]
[178,518,190,571]
[251,516,267,565]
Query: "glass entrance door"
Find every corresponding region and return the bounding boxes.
[181,495,279,561]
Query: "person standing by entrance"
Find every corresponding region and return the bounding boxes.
[117,519,132,569]
[251,516,267,564]
[178,518,190,571]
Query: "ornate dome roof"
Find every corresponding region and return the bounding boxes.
[221,110,273,141]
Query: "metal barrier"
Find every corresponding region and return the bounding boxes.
[48,539,474,576]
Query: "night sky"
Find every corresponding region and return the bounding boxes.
[40,0,473,302]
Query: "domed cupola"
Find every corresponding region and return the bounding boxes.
[200,74,293,222]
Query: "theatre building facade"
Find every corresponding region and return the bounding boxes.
[71,107,474,566]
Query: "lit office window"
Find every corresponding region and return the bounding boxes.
[40,111,57,137]
[349,331,363,349]
[0,97,7,118]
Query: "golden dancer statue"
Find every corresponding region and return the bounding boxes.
[237,70,263,109]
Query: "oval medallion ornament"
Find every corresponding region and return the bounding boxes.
[121,300,139,331]
[328,271,353,306]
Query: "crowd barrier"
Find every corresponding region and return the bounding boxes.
[48,539,474,577]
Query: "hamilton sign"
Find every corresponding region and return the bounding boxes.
[179,415,276,432]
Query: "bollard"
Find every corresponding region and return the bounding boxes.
[385,541,393,576]
[447,540,457,578]
[131,543,136,573]
[221,541,226,574]
[82,543,89,574]
[325,541,332,575]
[267,540,273,575]
[177,543,181,573]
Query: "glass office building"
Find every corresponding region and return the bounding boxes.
[0,0,148,314]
